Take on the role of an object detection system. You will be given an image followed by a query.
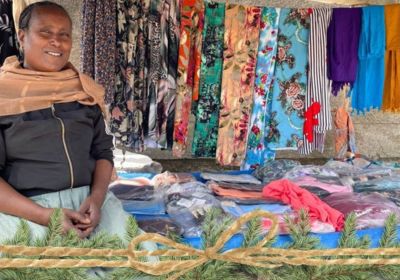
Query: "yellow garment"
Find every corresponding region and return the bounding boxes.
[12,0,41,31]
[0,56,106,117]
[383,4,400,112]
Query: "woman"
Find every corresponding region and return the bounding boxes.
[0,1,136,243]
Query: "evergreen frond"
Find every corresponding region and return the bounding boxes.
[380,213,399,248]
[286,209,319,250]
[339,212,370,249]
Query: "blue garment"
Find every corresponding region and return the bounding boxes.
[243,7,280,170]
[267,8,310,150]
[351,6,386,113]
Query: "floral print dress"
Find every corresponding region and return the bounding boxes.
[111,0,150,152]
[172,0,204,157]
[191,2,225,158]
[266,8,311,151]
[216,4,261,166]
[243,7,280,170]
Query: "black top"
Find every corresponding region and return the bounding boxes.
[0,102,114,196]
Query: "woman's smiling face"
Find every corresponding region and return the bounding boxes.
[18,6,72,72]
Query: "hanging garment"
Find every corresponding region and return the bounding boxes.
[111,0,149,152]
[298,8,332,155]
[382,5,400,112]
[242,7,280,170]
[216,4,261,166]
[263,179,345,231]
[334,99,357,159]
[11,0,39,31]
[145,0,180,149]
[191,2,225,158]
[327,8,361,96]
[172,0,204,157]
[81,0,116,104]
[351,6,385,113]
[266,8,310,151]
[0,0,19,65]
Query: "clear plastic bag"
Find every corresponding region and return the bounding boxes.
[323,192,400,229]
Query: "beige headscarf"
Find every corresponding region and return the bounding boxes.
[0,56,106,117]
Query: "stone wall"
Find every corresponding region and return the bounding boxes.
[59,0,400,162]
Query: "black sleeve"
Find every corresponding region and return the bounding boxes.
[90,105,114,166]
[0,127,5,173]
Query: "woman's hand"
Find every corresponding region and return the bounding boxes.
[76,196,102,238]
[60,208,91,239]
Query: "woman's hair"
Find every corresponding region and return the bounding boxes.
[19,1,71,30]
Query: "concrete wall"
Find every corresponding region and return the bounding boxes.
[59,0,400,162]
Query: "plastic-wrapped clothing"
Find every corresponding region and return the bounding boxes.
[206,181,265,192]
[137,218,184,236]
[109,182,154,201]
[208,182,265,200]
[323,192,400,229]
[253,160,301,184]
[353,175,400,192]
[152,172,196,188]
[200,173,261,184]
[262,213,336,234]
[263,179,344,231]
[293,176,352,194]
[221,200,292,218]
[324,160,392,178]
[165,181,224,237]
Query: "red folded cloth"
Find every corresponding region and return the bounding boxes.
[262,179,344,231]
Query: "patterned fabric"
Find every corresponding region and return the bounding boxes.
[191,2,225,158]
[267,8,311,151]
[298,8,332,155]
[145,0,180,149]
[382,4,400,112]
[243,7,280,170]
[0,0,18,66]
[111,0,150,152]
[352,6,385,113]
[80,0,116,104]
[173,0,204,157]
[216,4,261,166]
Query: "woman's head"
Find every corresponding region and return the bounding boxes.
[17,1,72,72]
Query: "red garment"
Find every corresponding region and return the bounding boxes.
[303,101,321,143]
[262,179,344,231]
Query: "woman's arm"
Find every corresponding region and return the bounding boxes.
[0,177,52,226]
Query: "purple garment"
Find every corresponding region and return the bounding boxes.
[327,8,361,96]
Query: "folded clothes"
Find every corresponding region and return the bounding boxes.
[152,172,196,188]
[323,192,400,229]
[137,218,184,236]
[200,173,261,184]
[109,182,154,201]
[210,183,265,200]
[207,180,265,192]
[263,179,344,231]
[221,201,292,218]
[253,160,301,184]
[121,198,166,215]
[353,175,400,192]
[293,176,352,194]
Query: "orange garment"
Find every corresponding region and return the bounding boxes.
[0,56,106,117]
[173,0,204,157]
[383,5,400,112]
